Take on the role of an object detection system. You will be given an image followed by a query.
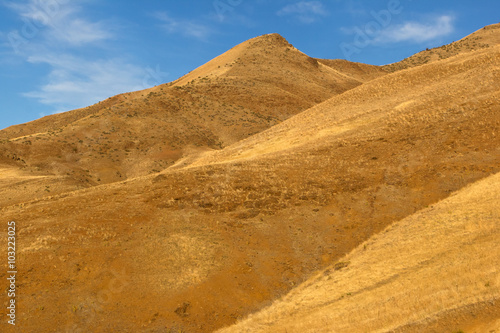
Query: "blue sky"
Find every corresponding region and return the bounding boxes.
[0,0,498,130]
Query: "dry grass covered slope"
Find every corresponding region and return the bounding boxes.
[0,26,499,333]
[218,171,500,333]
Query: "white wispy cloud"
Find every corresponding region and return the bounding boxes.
[5,0,113,47]
[49,17,113,46]
[154,12,212,39]
[277,1,328,24]
[374,15,455,44]
[23,54,150,110]
[1,0,157,113]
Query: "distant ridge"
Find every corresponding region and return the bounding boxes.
[384,22,500,72]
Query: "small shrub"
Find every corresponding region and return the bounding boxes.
[334,261,350,271]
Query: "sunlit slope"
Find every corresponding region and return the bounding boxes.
[384,22,500,72]
[0,164,82,208]
[218,171,500,333]
[317,58,388,82]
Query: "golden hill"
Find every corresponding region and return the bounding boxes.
[0,25,499,333]
[218,170,500,333]
[384,22,500,72]
[0,33,384,192]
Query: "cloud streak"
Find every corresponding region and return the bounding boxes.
[277,1,328,24]
[23,54,148,109]
[374,15,455,44]
[5,0,113,47]
[154,12,212,39]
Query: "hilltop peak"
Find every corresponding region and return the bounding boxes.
[172,32,331,87]
[246,33,294,49]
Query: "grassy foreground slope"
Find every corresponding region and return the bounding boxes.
[218,171,500,333]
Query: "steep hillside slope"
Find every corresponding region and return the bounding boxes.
[384,22,500,72]
[1,34,499,333]
[0,33,384,190]
[219,171,500,333]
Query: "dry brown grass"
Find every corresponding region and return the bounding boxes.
[218,171,500,333]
